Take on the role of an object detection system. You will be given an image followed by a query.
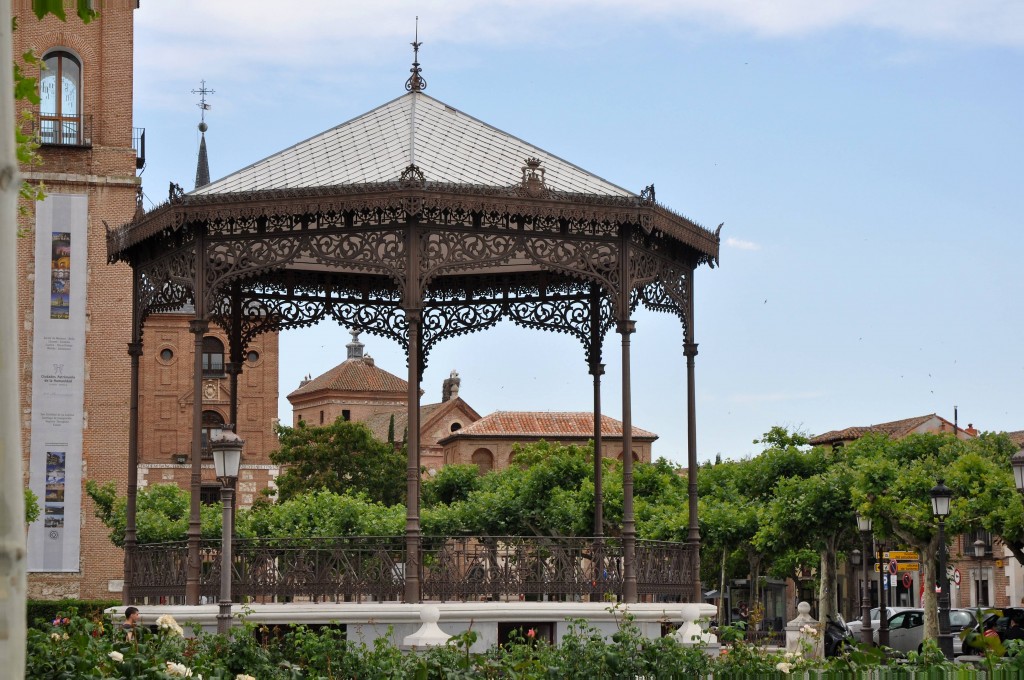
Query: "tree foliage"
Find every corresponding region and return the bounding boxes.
[85,481,222,547]
[270,419,405,505]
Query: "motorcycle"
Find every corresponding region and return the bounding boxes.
[824,614,855,657]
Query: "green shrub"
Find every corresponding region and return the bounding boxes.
[27,599,121,628]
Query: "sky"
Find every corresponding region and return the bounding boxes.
[132,1,1024,466]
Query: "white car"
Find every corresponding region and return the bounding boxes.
[872,608,977,656]
[847,607,912,637]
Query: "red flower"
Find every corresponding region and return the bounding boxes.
[526,628,536,639]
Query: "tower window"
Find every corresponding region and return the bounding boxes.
[342,409,351,421]
[200,410,225,459]
[319,410,324,424]
[39,50,84,146]
[202,336,225,376]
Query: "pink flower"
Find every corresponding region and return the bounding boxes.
[526,628,536,639]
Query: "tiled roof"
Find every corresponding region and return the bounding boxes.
[287,357,407,399]
[193,92,634,197]
[1006,430,1024,447]
[447,411,657,440]
[809,414,941,446]
[363,403,444,444]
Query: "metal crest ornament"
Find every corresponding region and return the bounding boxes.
[521,157,547,197]
[405,18,427,92]
[400,164,426,188]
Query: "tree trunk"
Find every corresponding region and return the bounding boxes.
[0,0,27,675]
[921,537,940,643]
[818,540,839,624]
[719,546,727,626]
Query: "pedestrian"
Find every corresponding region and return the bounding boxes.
[122,606,140,641]
[1004,614,1024,641]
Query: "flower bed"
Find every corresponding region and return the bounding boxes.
[25,609,1024,679]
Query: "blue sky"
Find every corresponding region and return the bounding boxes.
[133,1,1023,465]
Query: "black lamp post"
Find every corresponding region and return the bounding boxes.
[930,479,954,660]
[973,537,986,607]
[856,512,874,646]
[877,538,889,647]
[211,431,243,635]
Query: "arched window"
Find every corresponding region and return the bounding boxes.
[617,450,640,462]
[39,50,82,145]
[471,448,494,475]
[202,336,225,376]
[200,410,225,459]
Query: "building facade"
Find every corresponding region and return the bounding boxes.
[16,1,280,600]
[16,0,141,600]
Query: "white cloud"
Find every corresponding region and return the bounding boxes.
[134,0,1024,86]
[725,237,760,251]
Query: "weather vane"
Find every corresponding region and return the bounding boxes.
[191,80,215,125]
[405,17,426,93]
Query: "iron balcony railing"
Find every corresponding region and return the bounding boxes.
[132,127,146,169]
[32,113,93,147]
[125,536,697,605]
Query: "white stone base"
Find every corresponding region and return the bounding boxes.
[108,601,716,653]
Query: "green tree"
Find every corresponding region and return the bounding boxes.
[849,432,1004,645]
[239,489,404,537]
[270,419,405,505]
[85,481,222,546]
[24,487,39,525]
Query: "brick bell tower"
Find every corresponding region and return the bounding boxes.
[15,0,142,600]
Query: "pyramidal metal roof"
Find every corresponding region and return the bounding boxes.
[193,92,635,197]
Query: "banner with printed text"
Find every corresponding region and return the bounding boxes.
[27,194,88,572]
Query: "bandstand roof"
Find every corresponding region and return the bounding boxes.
[195,92,634,198]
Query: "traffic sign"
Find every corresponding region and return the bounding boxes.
[953,568,962,586]
[874,562,919,572]
[884,551,920,561]
[902,572,912,588]
[888,559,898,575]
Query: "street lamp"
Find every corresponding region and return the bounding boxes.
[856,512,874,646]
[211,430,243,635]
[974,538,987,607]
[1011,447,1024,493]
[930,479,954,660]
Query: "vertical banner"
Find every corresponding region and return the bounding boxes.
[27,194,88,572]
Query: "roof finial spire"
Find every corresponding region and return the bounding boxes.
[191,80,214,189]
[405,17,426,93]
[191,79,215,124]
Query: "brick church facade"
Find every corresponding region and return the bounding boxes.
[16,1,279,601]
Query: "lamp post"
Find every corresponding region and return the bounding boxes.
[211,431,243,635]
[857,512,874,646]
[877,539,889,647]
[930,479,954,660]
[973,538,986,607]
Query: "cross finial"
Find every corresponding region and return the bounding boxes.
[191,80,215,125]
[405,17,427,92]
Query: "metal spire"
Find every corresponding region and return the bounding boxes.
[405,17,426,92]
[191,80,213,189]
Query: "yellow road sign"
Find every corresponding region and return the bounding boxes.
[883,551,920,561]
[873,562,919,572]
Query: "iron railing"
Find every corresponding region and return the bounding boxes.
[32,113,93,147]
[126,536,697,604]
[132,127,146,169]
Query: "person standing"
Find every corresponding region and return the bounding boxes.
[121,606,140,641]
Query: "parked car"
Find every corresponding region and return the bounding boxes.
[847,606,913,637]
[961,607,1024,656]
[872,608,977,656]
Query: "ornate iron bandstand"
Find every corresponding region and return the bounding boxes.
[107,65,720,606]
